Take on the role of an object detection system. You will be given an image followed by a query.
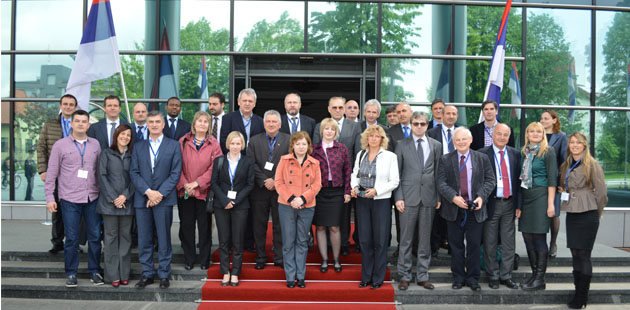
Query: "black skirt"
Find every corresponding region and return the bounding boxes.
[566,210,600,250]
[313,186,344,227]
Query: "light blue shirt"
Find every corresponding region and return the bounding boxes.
[149,134,163,172]
[492,144,512,198]
[240,111,251,141]
[135,122,148,140]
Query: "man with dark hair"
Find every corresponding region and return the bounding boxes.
[385,105,399,128]
[88,95,129,150]
[45,109,103,287]
[428,99,445,129]
[469,100,515,150]
[37,94,78,254]
[162,97,191,141]
[208,92,226,143]
[280,93,316,138]
[24,152,36,201]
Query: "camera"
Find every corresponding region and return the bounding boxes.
[466,200,478,210]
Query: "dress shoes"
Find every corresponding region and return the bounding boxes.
[370,282,383,289]
[286,281,295,288]
[111,280,120,288]
[159,278,170,289]
[231,280,239,287]
[489,279,500,289]
[296,279,306,288]
[501,279,518,289]
[200,264,209,270]
[255,262,265,270]
[184,264,194,271]
[221,280,230,287]
[358,281,371,288]
[120,280,129,286]
[48,245,64,255]
[135,277,154,289]
[398,280,409,291]
[274,262,283,268]
[468,282,482,292]
[341,247,350,256]
[417,281,435,290]
[452,282,464,289]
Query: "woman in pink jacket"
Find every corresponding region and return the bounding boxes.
[177,111,223,270]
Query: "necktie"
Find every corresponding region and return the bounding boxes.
[417,138,425,171]
[499,150,511,198]
[136,126,144,141]
[447,129,454,153]
[62,119,70,137]
[169,118,176,137]
[291,117,298,134]
[403,126,410,138]
[109,122,116,146]
[212,117,218,139]
[460,155,469,201]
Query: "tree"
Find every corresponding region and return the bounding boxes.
[240,11,303,52]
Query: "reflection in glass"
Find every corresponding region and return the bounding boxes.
[15,0,82,50]
[15,55,74,99]
[596,112,630,207]
[381,3,425,54]
[467,6,522,57]
[1,101,9,200]
[309,2,377,53]
[2,55,10,97]
[180,0,230,51]
[110,0,146,50]
[235,1,304,52]
[380,58,429,103]
[2,0,11,49]
[178,55,229,119]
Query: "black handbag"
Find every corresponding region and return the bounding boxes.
[206,156,224,213]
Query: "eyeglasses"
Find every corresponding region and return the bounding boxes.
[412,122,428,127]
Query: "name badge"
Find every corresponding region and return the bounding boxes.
[227,191,237,200]
[77,169,88,179]
[264,162,274,171]
[561,192,570,202]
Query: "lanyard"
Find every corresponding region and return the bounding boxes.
[493,149,507,179]
[564,159,582,190]
[193,136,205,151]
[62,118,71,137]
[442,127,453,147]
[149,142,161,167]
[228,157,239,189]
[484,124,495,139]
[73,141,86,168]
[288,116,300,133]
[458,153,470,173]
[266,134,277,161]
[242,115,251,130]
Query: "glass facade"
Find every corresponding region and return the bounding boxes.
[2,0,630,203]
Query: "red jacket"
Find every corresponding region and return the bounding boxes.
[275,154,322,208]
[176,132,223,200]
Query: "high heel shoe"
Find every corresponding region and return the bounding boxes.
[320,259,328,273]
[230,276,239,287]
[333,259,342,273]
[221,274,230,286]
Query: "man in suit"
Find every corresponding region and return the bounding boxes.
[387,102,413,149]
[88,95,129,150]
[385,105,398,128]
[394,111,443,291]
[470,100,515,150]
[280,93,316,138]
[437,127,496,292]
[208,92,226,143]
[162,97,191,141]
[428,98,445,129]
[344,99,360,122]
[313,96,362,255]
[129,102,148,142]
[130,111,182,290]
[480,123,521,289]
[220,88,264,156]
[361,99,384,131]
[247,110,290,269]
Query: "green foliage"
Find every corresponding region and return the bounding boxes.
[596,133,621,163]
[240,11,303,52]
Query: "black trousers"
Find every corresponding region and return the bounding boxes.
[431,209,448,253]
[51,189,64,247]
[178,197,211,265]
[356,197,391,285]
[446,209,483,285]
[215,207,248,276]
[250,187,283,264]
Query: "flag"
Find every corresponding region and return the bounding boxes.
[507,61,521,119]
[198,56,209,111]
[568,57,577,123]
[434,43,451,101]
[151,27,178,100]
[481,0,512,123]
[65,0,122,111]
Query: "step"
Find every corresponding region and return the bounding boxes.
[1,250,188,264]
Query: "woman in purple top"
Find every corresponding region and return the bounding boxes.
[311,118,352,273]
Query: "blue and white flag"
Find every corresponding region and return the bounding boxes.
[199,56,209,111]
[66,0,121,111]
[568,58,577,123]
[507,61,521,119]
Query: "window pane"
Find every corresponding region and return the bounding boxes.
[235,1,304,52]
[109,0,146,50]
[15,0,82,50]
[381,3,434,54]
[179,55,230,119]
[1,101,9,200]
[597,0,630,7]
[15,55,74,99]
[180,0,230,51]
[2,55,10,97]
[467,6,522,57]
[309,2,377,53]
[2,0,11,49]
[381,59,432,103]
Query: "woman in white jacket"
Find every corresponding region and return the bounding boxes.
[351,125,399,289]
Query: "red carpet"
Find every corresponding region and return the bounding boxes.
[199,223,395,309]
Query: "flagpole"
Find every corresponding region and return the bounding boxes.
[119,71,131,121]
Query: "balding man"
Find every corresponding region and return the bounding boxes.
[130,102,148,142]
[280,93,316,138]
[387,103,412,149]
[427,105,459,155]
[344,100,360,122]
[437,127,495,292]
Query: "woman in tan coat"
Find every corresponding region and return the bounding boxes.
[559,132,607,309]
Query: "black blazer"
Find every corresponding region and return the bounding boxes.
[87,119,129,150]
[246,132,290,188]
[162,117,191,141]
[480,145,522,219]
[387,123,408,151]
[469,122,515,151]
[219,111,264,155]
[280,114,316,138]
[427,124,459,150]
[437,149,496,223]
[211,155,255,210]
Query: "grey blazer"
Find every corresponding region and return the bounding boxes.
[437,149,496,223]
[394,136,443,208]
[246,131,290,188]
[313,118,362,160]
[96,148,134,215]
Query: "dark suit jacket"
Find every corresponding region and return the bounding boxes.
[469,122,515,151]
[220,111,264,155]
[129,123,148,143]
[313,118,362,161]
[480,145,522,219]
[427,124,459,152]
[246,132,290,188]
[210,155,255,210]
[548,131,568,168]
[87,118,129,150]
[129,136,182,209]
[387,123,407,150]
[280,114,316,138]
[437,149,496,223]
[162,117,191,142]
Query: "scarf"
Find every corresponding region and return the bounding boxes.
[519,143,540,189]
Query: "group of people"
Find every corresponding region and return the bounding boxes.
[39,91,606,309]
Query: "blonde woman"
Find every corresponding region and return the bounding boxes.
[518,122,558,291]
[559,132,607,309]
